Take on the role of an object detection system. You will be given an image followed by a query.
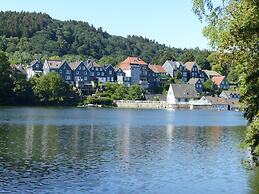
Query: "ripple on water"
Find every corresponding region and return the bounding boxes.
[0,108,254,194]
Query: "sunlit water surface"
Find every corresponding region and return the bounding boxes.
[0,107,258,194]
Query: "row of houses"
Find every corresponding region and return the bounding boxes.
[166,84,240,111]
[26,57,168,90]
[162,60,230,92]
[24,56,230,94]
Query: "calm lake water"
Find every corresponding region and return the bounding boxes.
[0,107,258,194]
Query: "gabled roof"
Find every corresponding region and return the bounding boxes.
[104,64,114,70]
[163,60,183,69]
[188,78,201,85]
[170,84,199,98]
[184,62,200,71]
[115,67,125,73]
[212,76,225,86]
[119,57,147,70]
[45,60,67,69]
[69,61,85,70]
[86,61,103,69]
[204,70,221,78]
[148,64,165,73]
[205,96,229,105]
[30,60,42,67]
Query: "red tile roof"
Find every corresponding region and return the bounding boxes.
[148,64,165,73]
[119,57,147,70]
[212,76,225,86]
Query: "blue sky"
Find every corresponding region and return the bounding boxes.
[0,0,209,49]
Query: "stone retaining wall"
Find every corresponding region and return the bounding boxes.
[114,100,211,110]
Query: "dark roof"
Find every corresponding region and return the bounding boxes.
[30,60,42,67]
[171,84,199,98]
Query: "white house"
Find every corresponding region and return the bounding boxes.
[167,84,199,104]
[26,60,43,79]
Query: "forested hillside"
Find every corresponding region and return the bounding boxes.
[0,11,211,66]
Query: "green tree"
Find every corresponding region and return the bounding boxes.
[0,51,13,104]
[179,51,195,63]
[12,71,33,104]
[202,80,218,95]
[32,72,68,104]
[211,64,224,75]
[193,0,259,159]
[128,85,144,100]
[195,52,211,69]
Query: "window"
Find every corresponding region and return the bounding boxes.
[76,71,79,75]
[101,72,104,76]
[96,67,99,71]
[82,66,85,70]
[36,64,39,68]
[59,70,62,74]
[111,77,114,82]
[65,75,71,80]
[109,70,112,75]
[97,72,100,76]
[79,66,81,70]
[66,70,71,74]
[84,71,87,75]
[91,72,94,76]
[84,77,87,81]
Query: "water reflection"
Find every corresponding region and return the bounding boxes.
[0,107,256,194]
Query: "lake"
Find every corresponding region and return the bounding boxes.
[0,107,258,194]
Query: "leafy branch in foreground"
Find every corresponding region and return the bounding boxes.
[192,0,259,159]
